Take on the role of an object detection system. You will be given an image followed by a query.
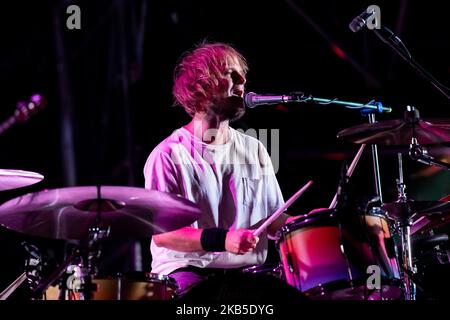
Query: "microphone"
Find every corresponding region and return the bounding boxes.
[349,7,377,33]
[244,92,303,108]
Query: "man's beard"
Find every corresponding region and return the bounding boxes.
[208,96,246,122]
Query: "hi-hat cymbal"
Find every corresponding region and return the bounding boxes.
[337,118,450,145]
[0,169,44,191]
[406,195,450,234]
[383,200,450,235]
[0,186,201,240]
[382,200,450,221]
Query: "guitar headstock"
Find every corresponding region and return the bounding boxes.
[14,94,47,123]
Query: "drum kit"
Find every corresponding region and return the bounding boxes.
[273,106,450,300]
[0,106,449,301]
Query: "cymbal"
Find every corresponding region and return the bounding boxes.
[0,186,201,240]
[382,200,450,223]
[0,169,44,191]
[411,210,450,235]
[337,118,450,145]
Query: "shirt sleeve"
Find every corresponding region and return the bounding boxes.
[258,141,285,215]
[143,148,181,195]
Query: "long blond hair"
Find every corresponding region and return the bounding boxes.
[173,42,248,116]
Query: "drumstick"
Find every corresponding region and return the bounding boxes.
[329,144,366,209]
[253,180,313,237]
[0,272,27,300]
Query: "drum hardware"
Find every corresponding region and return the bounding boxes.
[367,113,384,204]
[0,185,201,300]
[22,242,45,291]
[435,250,450,265]
[337,104,450,300]
[412,233,449,254]
[31,226,110,300]
[391,152,417,300]
[0,242,45,300]
[409,138,450,171]
[240,263,284,280]
[0,272,28,300]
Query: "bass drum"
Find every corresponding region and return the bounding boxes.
[277,208,402,300]
[179,271,307,302]
[44,272,178,300]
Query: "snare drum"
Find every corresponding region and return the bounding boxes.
[44,272,178,300]
[277,208,402,300]
[241,263,284,280]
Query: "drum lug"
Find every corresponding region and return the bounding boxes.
[286,252,295,274]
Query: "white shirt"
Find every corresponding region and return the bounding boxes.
[144,127,284,275]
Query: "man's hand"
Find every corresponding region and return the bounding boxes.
[225,229,259,255]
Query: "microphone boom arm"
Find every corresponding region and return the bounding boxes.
[302,95,391,114]
[371,26,450,101]
[246,91,391,113]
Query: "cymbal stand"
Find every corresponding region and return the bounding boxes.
[0,273,27,300]
[72,227,109,300]
[31,227,109,300]
[393,152,416,300]
[31,250,79,299]
[63,186,109,300]
[0,242,43,300]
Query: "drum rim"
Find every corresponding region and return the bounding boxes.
[275,209,338,242]
[303,278,403,300]
[240,263,283,274]
[275,207,391,244]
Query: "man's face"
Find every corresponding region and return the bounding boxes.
[208,55,247,121]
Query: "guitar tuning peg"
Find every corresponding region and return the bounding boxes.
[15,101,30,122]
[30,94,47,110]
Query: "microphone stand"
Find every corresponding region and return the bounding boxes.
[294,94,388,205]
[372,26,450,101]
[367,113,384,203]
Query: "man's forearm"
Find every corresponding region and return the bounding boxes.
[152,227,258,255]
[152,227,203,252]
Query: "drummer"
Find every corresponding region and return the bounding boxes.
[144,42,295,297]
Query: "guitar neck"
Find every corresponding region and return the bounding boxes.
[0,115,18,135]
